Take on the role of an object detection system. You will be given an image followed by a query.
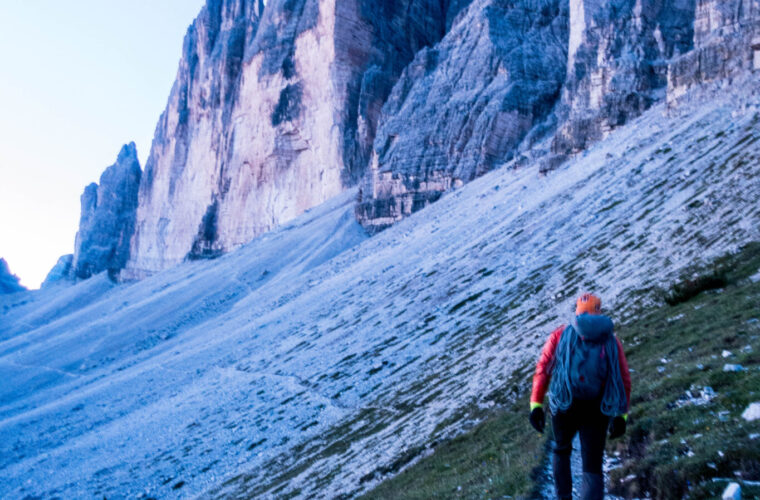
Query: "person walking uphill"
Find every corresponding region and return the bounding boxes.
[529,293,631,500]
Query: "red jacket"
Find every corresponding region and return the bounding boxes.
[530,324,631,412]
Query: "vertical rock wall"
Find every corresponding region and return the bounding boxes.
[356,0,750,232]
[355,0,569,233]
[668,0,760,104]
[551,0,696,154]
[123,0,466,279]
[66,0,758,275]
[70,143,142,280]
[124,0,268,277]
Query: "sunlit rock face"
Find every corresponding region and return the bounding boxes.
[551,0,696,154]
[668,0,760,104]
[0,259,25,294]
[356,0,569,233]
[122,0,467,279]
[90,0,758,270]
[70,143,142,280]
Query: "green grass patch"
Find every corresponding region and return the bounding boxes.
[359,398,546,500]
[609,242,760,498]
[361,243,760,499]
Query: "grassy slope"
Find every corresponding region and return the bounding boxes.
[359,394,546,499]
[608,243,760,499]
[361,243,760,499]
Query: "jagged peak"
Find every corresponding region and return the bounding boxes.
[100,143,142,188]
[0,257,26,294]
[116,141,138,164]
[71,143,143,281]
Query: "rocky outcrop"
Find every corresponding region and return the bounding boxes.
[551,0,696,154]
[0,259,25,294]
[122,0,469,279]
[668,0,760,104]
[356,0,708,230]
[41,255,73,288]
[66,0,759,272]
[70,143,142,280]
[356,0,569,233]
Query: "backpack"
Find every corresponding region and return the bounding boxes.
[567,330,610,401]
[550,314,627,415]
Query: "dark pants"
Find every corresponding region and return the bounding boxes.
[551,400,609,500]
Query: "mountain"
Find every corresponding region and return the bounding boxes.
[121,0,469,279]
[69,142,142,280]
[41,254,74,288]
[2,77,759,498]
[0,259,25,295]
[6,0,760,497]
[356,0,759,231]
[43,143,141,286]
[42,0,756,280]
[42,0,741,279]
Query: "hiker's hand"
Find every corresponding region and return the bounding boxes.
[609,415,626,439]
[529,407,545,434]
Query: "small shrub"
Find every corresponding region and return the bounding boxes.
[663,268,727,306]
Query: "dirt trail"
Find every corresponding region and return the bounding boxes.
[539,435,629,499]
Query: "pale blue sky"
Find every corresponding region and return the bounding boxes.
[0,1,206,288]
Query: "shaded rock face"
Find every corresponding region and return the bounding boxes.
[551,0,696,154]
[41,255,73,288]
[0,259,25,294]
[71,143,142,280]
[357,0,742,231]
[335,0,471,185]
[668,0,760,103]
[356,0,569,233]
[123,0,468,279]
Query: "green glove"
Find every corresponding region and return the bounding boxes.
[609,415,626,439]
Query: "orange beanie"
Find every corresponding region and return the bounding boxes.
[576,293,602,315]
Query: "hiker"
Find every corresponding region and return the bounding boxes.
[528,293,631,500]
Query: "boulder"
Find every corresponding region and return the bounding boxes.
[742,402,760,422]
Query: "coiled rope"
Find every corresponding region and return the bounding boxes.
[549,317,627,417]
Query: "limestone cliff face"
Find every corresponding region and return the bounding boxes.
[123,0,467,279]
[668,0,760,104]
[551,0,696,154]
[70,143,142,280]
[356,0,757,231]
[356,0,569,233]
[124,0,267,278]
[71,0,759,273]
